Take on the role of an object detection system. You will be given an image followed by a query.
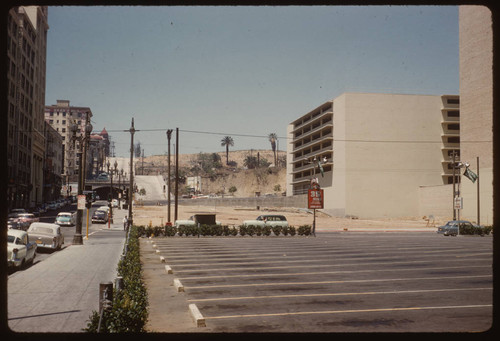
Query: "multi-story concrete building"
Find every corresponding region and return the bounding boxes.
[43,121,63,201]
[7,6,49,209]
[44,100,93,182]
[287,93,460,219]
[419,6,493,225]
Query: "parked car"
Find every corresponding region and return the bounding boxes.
[17,213,39,227]
[111,199,118,208]
[8,219,22,230]
[28,223,64,251]
[92,210,108,224]
[97,206,110,214]
[7,229,37,268]
[437,220,474,236]
[55,212,76,226]
[243,215,289,228]
[47,201,57,211]
[9,208,27,215]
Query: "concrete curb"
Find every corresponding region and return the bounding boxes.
[189,304,206,327]
[174,278,184,292]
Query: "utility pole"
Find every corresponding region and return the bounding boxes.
[451,150,457,220]
[175,128,179,221]
[477,156,480,226]
[166,129,173,223]
[128,118,135,226]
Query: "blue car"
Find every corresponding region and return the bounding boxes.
[437,220,474,236]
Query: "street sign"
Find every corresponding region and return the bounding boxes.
[454,196,463,210]
[77,194,86,210]
[308,189,324,209]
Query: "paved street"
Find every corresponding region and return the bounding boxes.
[143,232,493,333]
[7,207,127,333]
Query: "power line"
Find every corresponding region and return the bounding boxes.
[10,127,492,144]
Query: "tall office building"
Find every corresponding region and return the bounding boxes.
[44,100,93,182]
[7,6,49,209]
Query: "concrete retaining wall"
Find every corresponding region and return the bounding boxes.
[180,194,308,209]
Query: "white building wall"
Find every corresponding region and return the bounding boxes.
[340,93,445,218]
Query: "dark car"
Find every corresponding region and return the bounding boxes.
[91,210,108,224]
[437,220,474,236]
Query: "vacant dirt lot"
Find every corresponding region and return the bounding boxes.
[133,203,440,231]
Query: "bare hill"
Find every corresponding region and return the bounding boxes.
[143,150,287,197]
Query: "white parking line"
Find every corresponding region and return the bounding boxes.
[188,287,492,302]
[204,304,493,320]
[185,274,492,290]
[172,257,491,274]
[177,265,491,281]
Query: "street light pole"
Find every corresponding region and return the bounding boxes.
[128,119,135,227]
[73,113,92,245]
[166,129,173,224]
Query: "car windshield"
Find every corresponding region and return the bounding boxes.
[57,216,70,221]
[94,211,105,216]
[7,235,17,243]
[29,226,54,234]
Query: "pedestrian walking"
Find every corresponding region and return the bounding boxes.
[123,216,128,231]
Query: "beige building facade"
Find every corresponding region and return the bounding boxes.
[44,100,93,182]
[287,93,458,219]
[7,6,49,209]
[420,6,494,225]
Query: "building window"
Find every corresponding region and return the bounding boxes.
[448,110,459,117]
[447,98,460,104]
[448,137,460,144]
[448,124,459,130]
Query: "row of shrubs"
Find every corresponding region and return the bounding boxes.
[136,224,313,237]
[459,224,493,236]
[85,225,148,333]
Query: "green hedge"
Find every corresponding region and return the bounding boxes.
[139,224,312,237]
[85,225,148,333]
[459,225,493,235]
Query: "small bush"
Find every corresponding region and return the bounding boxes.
[298,225,312,236]
[263,226,272,236]
[272,226,281,236]
[239,225,247,236]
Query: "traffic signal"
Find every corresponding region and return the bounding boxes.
[85,192,92,209]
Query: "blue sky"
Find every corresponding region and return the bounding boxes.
[45,5,459,157]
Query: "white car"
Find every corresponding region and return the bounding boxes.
[242,215,289,228]
[97,206,110,214]
[112,199,118,208]
[7,229,37,268]
[28,223,65,250]
[55,212,76,226]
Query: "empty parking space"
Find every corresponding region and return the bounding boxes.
[152,233,492,332]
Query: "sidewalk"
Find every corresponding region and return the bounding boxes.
[7,208,128,333]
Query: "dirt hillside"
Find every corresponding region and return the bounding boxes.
[144,150,286,197]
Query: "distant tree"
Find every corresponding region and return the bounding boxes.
[228,186,237,195]
[221,136,234,165]
[244,155,270,169]
[268,133,278,166]
[134,142,142,158]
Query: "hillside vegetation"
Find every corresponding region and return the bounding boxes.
[139,149,287,198]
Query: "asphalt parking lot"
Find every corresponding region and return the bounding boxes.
[144,232,493,333]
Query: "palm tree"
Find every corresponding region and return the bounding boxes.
[221,136,234,165]
[268,133,278,166]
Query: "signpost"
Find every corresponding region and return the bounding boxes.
[77,194,86,210]
[308,182,324,236]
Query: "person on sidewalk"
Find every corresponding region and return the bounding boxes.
[123,216,128,231]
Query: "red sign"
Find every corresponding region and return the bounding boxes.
[308,189,324,209]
